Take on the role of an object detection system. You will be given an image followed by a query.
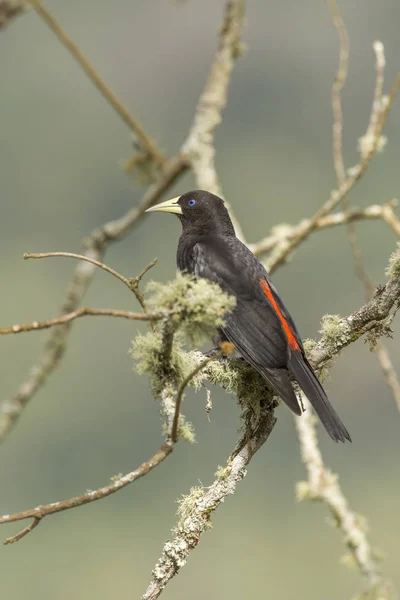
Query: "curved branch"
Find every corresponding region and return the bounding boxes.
[0,443,173,545]
[26,0,166,171]
[249,201,400,257]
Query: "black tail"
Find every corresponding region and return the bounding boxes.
[288,351,351,443]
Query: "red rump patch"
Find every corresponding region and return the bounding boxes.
[260,279,300,350]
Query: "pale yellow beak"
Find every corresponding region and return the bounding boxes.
[145,196,182,215]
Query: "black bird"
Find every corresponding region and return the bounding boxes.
[146,190,351,442]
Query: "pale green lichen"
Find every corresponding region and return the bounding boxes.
[319,314,350,354]
[146,272,236,345]
[200,355,272,408]
[302,338,317,357]
[131,332,203,395]
[215,465,230,480]
[175,486,207,530]
[302,337,332,383]
[162,416,196,444]
[295,480,311,501]
[386,241,400,280]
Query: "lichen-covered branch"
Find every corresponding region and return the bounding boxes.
[142,408,277,600]
[295,243,400,598]
[0,0,246,443]
[295,394,393,599]
[0,275,235,544]
[141,242,400,599]
[309,246,400,368]
[182,0,246,241]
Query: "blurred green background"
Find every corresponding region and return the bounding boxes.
[1,1,400,598]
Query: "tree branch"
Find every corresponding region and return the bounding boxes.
[26,0,166,173]
[140,242,400,599]
[141,408,277,600]
[0,0,246,442]
[328,3,400,417]
[0,307,161,335]
[0,0,25,29]
[0,155,187,443]
[249,201,400,257]
[182,0,247,242]
[295,394,393,598]
[0,443,173,545]
[266,73,400,273]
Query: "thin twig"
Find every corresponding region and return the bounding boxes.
[182,0,247,242]
[1,443,173,545]
[249,201,400,256]
[128,258,158,314]
[24,252,133,291]
[0,163,186,445]
[375,341,400,412]
[26,0,166,170]
[24,252,158,312]
[0,307,161,335]
[170,352,222,443]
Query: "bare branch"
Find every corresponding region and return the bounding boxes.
[329,0,349,185]
[249,201,400,256]
[24,253,158,325]
[328,5,400,418]
[0,307,161,335]
[129,258,158,313]
[374,341,400,413]
[0,443,173,545]
[26,0,166,172]
[182,0,246,242]
[24,251,134,291]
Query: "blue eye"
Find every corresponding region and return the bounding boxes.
[188,199,196,207]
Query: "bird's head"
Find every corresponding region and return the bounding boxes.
[146,190,235,236]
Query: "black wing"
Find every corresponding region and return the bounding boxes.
[190,238,291,369]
